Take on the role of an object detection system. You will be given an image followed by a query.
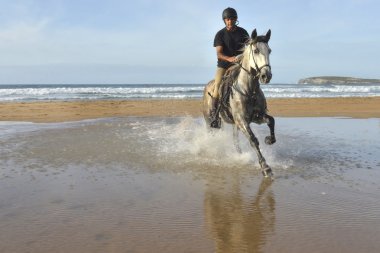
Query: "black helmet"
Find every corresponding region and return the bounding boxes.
[222,7,238,20]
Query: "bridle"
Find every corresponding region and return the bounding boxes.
[237,43,271,79]
[232,43,271,98]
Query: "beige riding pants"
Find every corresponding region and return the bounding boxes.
[213,67,227,99]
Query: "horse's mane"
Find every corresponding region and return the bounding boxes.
[238,35,269,61]
[244,35,269,47]
[256,35,269,43]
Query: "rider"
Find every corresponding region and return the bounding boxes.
[210,7,249,128]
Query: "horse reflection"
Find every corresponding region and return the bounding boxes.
[204,175,275,253]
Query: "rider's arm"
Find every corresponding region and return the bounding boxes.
[216,46,237,63]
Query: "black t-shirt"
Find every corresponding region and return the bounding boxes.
[214,26,249,69]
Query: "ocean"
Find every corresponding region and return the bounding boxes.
[0,83,379,101]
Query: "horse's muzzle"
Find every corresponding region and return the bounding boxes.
[260,69,272,84]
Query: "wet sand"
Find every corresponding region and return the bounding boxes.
[1,103,380,252]
[0,97,380,122]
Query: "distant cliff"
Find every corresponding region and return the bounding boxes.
[298,76,380,84]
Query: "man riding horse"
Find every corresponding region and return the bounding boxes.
[204,7,275,178]
[210,7,249,128]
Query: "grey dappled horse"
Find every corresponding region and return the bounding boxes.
[203,29,275,178]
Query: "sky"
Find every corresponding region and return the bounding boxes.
[0,0,379,84]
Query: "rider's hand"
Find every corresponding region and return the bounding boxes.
[229,56,237,63]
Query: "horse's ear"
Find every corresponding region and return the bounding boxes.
[265,29,271,42]
[251,29,257,41]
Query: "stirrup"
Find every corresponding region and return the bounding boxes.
[210,97,221,129]
[210,116,221,129]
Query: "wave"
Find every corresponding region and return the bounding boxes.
[0,83,379,101]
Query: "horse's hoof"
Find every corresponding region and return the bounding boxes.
[262,167,274,179]
[265,136,276,145]
[210,117,221,129]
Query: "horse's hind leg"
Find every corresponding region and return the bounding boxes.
[263,114,276,145]
[237,120,273,178]
[233,125,242,153]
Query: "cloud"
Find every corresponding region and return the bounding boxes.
[1,26,211,67]
[0,19,48,42]
[1,0,379,83]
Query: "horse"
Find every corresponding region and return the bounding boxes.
[203,29,276,178]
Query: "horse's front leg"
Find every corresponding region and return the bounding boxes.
[263,114,276,145]
[237,119,273,178]
[232,125,242,153]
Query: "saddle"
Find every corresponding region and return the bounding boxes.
[213,65,266,122]
[207,64,243,127]
[220,64,241,108]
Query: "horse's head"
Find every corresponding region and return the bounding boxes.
[246,29,272,84]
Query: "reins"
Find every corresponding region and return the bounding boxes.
[232,43,270,98]
[237,44,271,78]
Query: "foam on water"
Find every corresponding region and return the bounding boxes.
[0,84,205,101]
[0,83,379,101]
[1,116,378,183]
[146,117,255,166]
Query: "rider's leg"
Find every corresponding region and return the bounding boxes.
[213,67,226,99]
[210,67,226,128]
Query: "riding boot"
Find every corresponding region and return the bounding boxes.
[210,97,221,129]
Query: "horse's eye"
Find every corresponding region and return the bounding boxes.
[254,48,259,54]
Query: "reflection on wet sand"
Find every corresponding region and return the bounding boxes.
[204,172,275,253]
[1,117,379,253]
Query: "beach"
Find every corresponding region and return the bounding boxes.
[1,98,380,253]
[1,97,380,122]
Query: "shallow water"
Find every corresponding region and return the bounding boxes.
[0,117,379,253]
